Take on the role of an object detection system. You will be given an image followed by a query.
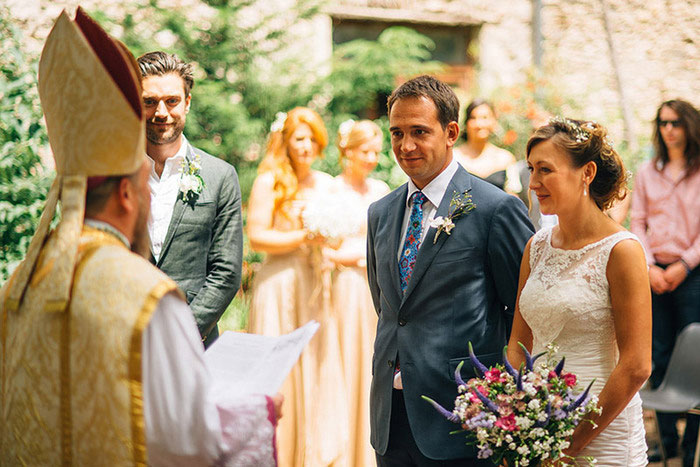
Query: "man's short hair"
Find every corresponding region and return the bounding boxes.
[387,75,459,129]
[85,172,139,218]
[136,51,194,97]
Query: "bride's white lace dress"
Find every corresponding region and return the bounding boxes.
[519,226,648,466]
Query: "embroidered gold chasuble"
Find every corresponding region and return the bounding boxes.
[1,227,181,465]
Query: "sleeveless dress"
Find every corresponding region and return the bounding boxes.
[248,181,349,467]
[518,227,648,466]
[330,177,389,467]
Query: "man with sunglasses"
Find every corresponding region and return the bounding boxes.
[631,99,700,467]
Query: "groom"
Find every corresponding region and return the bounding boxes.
[367,75,534,465]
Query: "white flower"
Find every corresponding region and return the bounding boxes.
[515,416,533,430]
[270,112,287,132]
[430,216,455,233]
[180,174,200,193]
[508,442,516,450]
[527,399,541,410]
[522,382,537,396]
[302,192,363,240]
[338,119,355,148]
[517,445,530,455]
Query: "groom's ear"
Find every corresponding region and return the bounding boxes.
[445,121,460,147]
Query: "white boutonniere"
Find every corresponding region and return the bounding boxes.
[179,154,205,204]
[429,189,476,243]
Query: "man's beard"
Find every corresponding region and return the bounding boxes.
[131,198,151,259]
[146,118,185,146]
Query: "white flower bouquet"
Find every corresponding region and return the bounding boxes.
[423,343,601,466]
[301,192,363,241]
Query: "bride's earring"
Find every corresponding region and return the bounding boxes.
[583,180,588,197]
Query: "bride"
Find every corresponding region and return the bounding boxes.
[507,117,652,465]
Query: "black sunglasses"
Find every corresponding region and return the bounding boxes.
[658,119,682,128]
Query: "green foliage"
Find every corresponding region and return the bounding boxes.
[100,0,327,200]
[488,70,578,160]
[326,26,444,118]
[0,8,52,281]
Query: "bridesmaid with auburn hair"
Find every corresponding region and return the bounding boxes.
[247,107,348,467]
[324,119,390,467]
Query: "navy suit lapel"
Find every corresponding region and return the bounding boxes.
[155,143,192,267]
[400,168,472,306]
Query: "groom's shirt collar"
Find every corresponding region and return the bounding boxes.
[398,157,459,259]
[405,156,459,210]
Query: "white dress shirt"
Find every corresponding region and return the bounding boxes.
[397,157,460,259]
[148,137,189,262]
[143,294,276,466]
[82,219,276,465]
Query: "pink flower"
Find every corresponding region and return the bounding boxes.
[495,413,518,431]
[485,368,505,383]
[548,370,558,380]
[562,373,577,387]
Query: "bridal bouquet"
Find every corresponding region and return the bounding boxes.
[301,192,363,241]
[423,343,600,466]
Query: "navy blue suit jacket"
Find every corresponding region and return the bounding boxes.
[367,165,534,459]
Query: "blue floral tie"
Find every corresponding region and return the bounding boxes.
[399,191,427,293]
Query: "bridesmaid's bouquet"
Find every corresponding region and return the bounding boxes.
[422,343,600,466]
[301,192,363,241]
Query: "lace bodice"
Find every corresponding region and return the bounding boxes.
[519,227,640,394]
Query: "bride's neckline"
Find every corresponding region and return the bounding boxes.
[546,227,628,253]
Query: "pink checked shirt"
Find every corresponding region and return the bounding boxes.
[630,159,700,269]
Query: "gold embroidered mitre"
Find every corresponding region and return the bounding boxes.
[5,7,145,313]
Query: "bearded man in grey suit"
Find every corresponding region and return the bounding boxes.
[368,75,534,465]
[137,51,242,348]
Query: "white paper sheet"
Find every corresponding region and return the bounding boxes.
[204,320,320,397]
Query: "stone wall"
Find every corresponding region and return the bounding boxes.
[6,0,699,144]
[477,0,700,144]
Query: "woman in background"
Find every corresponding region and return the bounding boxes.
[324,119,390,467]
[454,99,522,195]
[247,107,348,467]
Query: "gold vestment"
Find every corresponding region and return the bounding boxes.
[1,227,181,466]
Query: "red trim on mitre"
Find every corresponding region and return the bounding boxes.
[87,176,108,191]
[74,7,142,119]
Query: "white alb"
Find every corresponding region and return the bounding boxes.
[519,226,648,466]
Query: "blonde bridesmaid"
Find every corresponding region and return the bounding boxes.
[324,119,390,467]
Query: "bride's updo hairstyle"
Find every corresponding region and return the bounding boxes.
[526,117,627,211]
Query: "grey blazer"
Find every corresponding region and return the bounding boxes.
[152,143,243,348]
[367,165,534,460]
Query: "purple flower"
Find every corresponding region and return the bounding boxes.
[565,379,595,413]
[468,342,489,377]
[517,342,546,371]
[454,360,467,387]
[554,356,566,376]
[473,386,500,414]
[478,446,493,459]
[502,345,518,378]
[421,395,460,423]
